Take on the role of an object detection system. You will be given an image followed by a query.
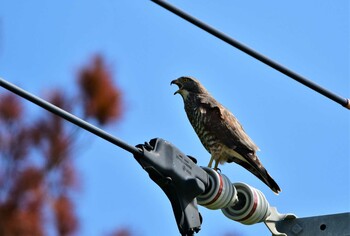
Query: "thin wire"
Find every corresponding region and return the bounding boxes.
[0,78,143,157]
[151,0,350,110]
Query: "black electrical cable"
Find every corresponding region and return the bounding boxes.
[0,78,143,157]
[151,0,350,110]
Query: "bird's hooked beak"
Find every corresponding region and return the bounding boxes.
[171,79,182,95]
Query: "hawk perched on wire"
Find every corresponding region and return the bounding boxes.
[171,76,281,194]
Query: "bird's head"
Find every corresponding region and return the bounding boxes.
[171,76,207,99]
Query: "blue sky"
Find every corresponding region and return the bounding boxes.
[0,1,349,235]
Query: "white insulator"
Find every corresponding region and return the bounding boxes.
[221,182,271,225]
[197,167,238,210]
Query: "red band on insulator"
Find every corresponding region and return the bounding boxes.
[204,173,223,206]
[237,190,258,222]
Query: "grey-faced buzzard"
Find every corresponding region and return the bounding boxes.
[171,76,281,194]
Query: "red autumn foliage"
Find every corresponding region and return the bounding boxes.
[53,195,77,236]
[0,93,22,122]
[33,91,73,171]
[78,55,122,125]
[0,166,45,236]
[0,55,124,235]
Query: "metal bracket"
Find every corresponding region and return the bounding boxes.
[275,212,350,236]
[264,207,297,236]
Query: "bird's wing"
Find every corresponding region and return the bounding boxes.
[198,94,259,153]
[221,106,259,152]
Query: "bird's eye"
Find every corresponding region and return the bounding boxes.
[183,78,189,83]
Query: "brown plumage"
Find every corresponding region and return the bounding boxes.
[171,76,281,194]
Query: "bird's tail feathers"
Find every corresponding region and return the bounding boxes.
[262,170,281,194]
[229,155,281,194]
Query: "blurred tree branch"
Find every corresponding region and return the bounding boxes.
[0,55,123,236]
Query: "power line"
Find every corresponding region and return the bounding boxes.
[0,78,143,157]
[151,0,350,110]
